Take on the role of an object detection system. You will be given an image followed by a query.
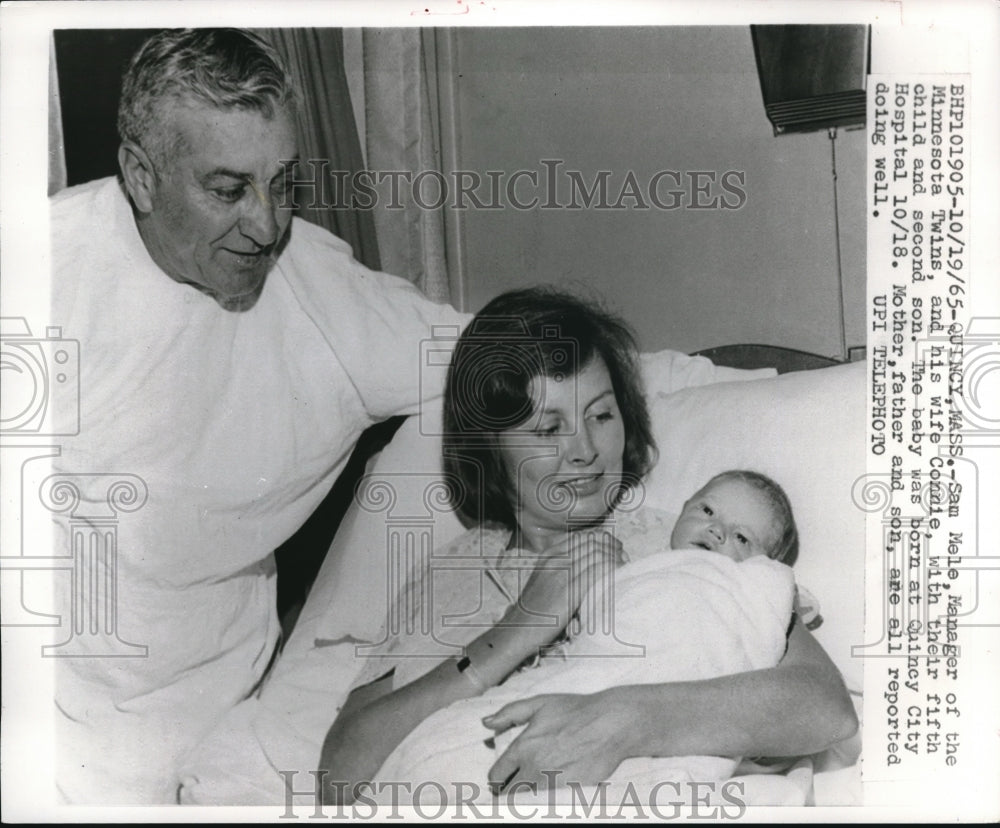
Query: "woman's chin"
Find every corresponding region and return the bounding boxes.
[566,497,616,526]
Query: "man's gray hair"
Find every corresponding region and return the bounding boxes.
[117,28,297,169]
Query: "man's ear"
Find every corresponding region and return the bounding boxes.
[118,142,157,213]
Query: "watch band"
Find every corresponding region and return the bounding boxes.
[456,655,488,694]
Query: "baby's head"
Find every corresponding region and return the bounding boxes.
[669,470,798,565]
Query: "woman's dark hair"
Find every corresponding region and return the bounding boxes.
[442,287,656,528]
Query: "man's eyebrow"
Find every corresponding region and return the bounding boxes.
[201,159,302,183]
[201,167,252,182]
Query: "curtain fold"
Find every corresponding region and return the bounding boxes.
[261,28,381,272]
[49,33,68,196]
[361,28,451,303]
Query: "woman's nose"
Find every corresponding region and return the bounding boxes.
[568,424,598,465]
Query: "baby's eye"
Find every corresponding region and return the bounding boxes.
[701,504,714,516]
[736,533,749,545]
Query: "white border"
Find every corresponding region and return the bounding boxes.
[2,0,998,822]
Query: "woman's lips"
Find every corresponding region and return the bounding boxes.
[559,474,603,496]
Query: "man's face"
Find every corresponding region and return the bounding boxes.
[137,102,298,307]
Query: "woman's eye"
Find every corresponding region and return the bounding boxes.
[593,411,614,423]
[535,424,560,437]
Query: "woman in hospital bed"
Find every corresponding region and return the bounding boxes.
[318,288,856,804]
[371,469,804,803]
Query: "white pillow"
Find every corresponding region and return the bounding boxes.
[640,349,776,392]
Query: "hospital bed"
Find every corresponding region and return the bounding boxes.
[179,346,865,807]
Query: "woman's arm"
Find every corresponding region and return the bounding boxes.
[319,529,625,803]
[319,648,489,804]
[483,616,858,789]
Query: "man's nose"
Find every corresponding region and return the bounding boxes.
[239,184,281,247]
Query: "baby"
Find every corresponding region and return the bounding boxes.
[668,469,798,565]
[369,470,803,801]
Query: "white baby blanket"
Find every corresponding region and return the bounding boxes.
[373,549,795,802]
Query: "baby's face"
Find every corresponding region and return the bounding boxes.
[669,477,781,562]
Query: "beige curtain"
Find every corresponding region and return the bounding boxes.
[261,28,381,272]
[361,29,451,303]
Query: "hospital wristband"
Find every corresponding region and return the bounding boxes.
[456,656,488,694]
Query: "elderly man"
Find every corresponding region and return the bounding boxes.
[50,28,463,804]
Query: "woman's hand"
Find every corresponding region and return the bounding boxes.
[481,618,859,791]
[482,689,637,790]
[497,530,627,660]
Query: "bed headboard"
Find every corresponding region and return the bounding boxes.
[691,344,844,374]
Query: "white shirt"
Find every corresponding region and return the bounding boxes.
[49,176,466,803]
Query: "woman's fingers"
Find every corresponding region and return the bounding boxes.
[484,691,629,792]
[501,529,627,656]
[482,696,549,789]
[481,695,546,734]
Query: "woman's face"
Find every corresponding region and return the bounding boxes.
[497,356,626,551]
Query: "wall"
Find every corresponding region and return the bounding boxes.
[449,26,866,357]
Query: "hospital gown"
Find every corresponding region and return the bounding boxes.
[47,176,465,804]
